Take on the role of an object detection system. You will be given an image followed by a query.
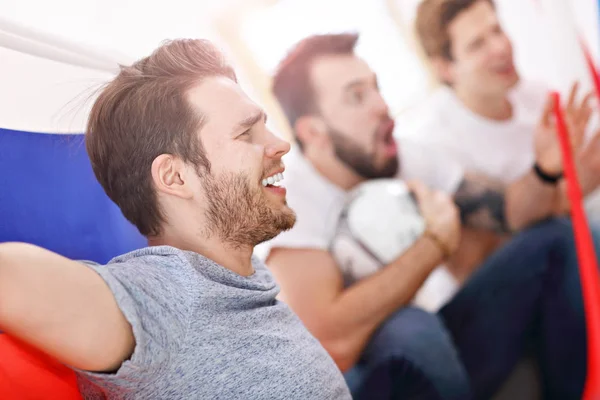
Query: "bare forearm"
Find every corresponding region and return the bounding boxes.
[322,237,442,368]
[505,170,559,230]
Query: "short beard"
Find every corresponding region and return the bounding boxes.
[328,128,398,179]
[202,172,296,248]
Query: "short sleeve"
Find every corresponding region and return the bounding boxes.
[397,138,465,195]
[74,255,195,396]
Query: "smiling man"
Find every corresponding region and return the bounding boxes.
[0,39,351,399]
[412,0,600,230]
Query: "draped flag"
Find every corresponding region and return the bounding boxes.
[0,19,144,400]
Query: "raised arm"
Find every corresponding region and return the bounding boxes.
[267,182,460,371]
[0,243,134,372]
[454,84,595,232]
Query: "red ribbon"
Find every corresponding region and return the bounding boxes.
[552,92,600,400]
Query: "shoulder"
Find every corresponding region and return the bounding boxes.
[84,246,200,332]
[396,137,464,194]
[75,247,201,392]
[397,87,456,140]
[91,246,198,290]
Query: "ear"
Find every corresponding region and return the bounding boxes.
[431,56,455,86]
[294,116,330,149]
[151,154,194,200]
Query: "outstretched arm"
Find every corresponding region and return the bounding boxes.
[0,243,134,372]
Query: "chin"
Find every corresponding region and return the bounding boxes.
[276,207,297,231]
[254,210,297,246]
[501,69,520,88]
[375,156,400,179]
[505,73,519,89]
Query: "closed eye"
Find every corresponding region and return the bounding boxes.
[237,129,252,140]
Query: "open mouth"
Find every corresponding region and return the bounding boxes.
[378,119,398,157]
[262,172,284,188]
[261,172,287,197]
[492,60,515,75]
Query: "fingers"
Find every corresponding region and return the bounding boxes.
[569,89,596,149]
[566,81,580,115]
[574,91,594,125]
[540,93,555,128]
[580,91,595,116]
[406,180,453,215]
[583,127,600,153]
[406,180,430,204]
[557,82,596,150]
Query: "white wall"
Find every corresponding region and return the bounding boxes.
[498,0,600,95]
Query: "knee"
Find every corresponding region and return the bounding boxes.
[363,307,471,399]
[519,217,600,270]
[515,217,573,246]
[512,217,577,266]
[367,307,462,370]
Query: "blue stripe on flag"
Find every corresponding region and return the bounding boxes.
[0,128,146,263]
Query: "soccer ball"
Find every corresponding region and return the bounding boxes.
[330,179,426,285]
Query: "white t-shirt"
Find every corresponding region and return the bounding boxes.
[405,80,600,215]
[256,139,465,312]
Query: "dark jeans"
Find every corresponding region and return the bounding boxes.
[345,218,596,400]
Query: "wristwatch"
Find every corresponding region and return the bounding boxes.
[533,162,563,184]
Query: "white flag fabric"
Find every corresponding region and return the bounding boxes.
[0,17,144,264]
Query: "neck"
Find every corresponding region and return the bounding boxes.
[454,87,512,121]
[305,148,363,191]
[148,228,255,277]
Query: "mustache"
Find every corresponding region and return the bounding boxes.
[262,162,285,179]
[375,116,395,138]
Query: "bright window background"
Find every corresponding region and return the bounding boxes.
[1,0,599,133]
[234,0,600,137]
[240,0,430,118]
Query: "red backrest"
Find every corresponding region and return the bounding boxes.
[0,334,82,399]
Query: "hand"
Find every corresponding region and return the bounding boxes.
[577,127,600,194]
[408,181,461,258]
[534,82,594,174]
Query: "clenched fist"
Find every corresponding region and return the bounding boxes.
[408,180,461,258]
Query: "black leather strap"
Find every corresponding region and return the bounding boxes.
[533,162,563,184]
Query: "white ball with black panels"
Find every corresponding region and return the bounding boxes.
[330,178,426,285]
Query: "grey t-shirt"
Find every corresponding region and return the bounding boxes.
[75,246,350,399]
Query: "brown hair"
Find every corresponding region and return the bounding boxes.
[272,33,359,149]
[86,39,236,236]
[416,0,495,60]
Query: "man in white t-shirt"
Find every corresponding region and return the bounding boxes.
[261,32,597,400]
[412,0,600,227]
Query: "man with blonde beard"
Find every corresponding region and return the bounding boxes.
[0,39,351,399]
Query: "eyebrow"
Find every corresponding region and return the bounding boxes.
[234,110,267,134]
[343,74,378,92]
